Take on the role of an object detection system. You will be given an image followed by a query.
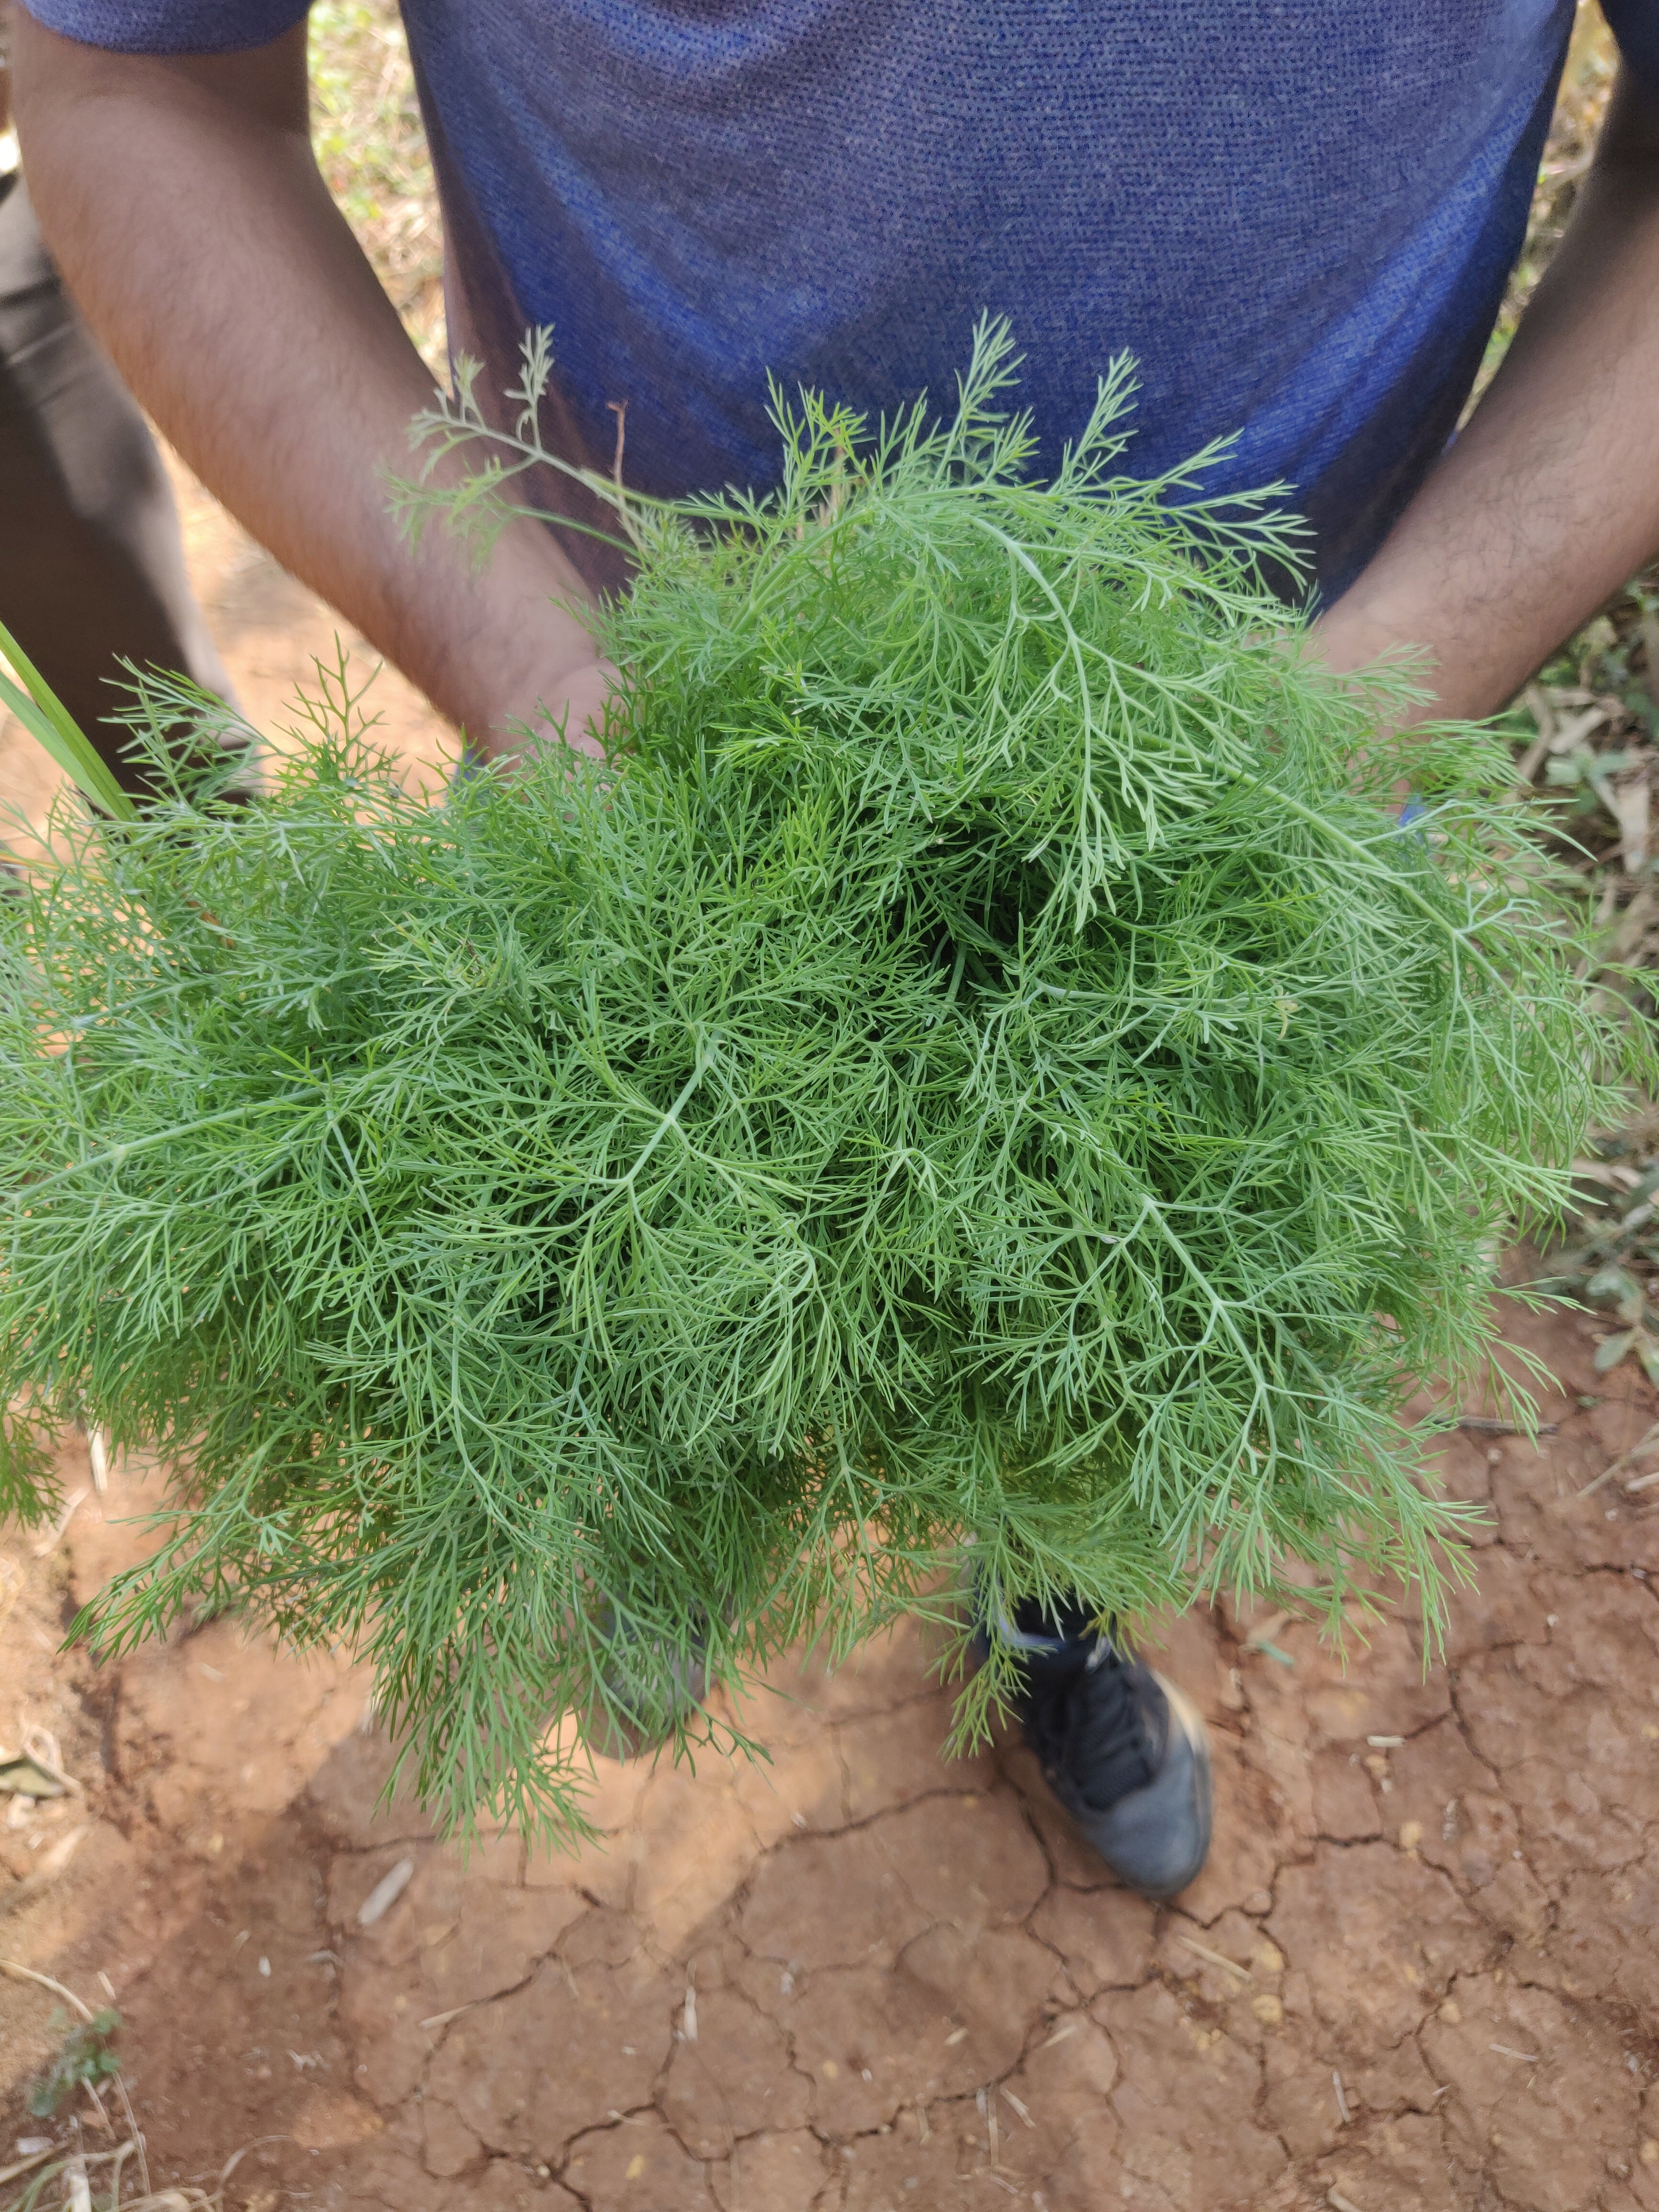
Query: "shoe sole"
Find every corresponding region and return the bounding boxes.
[1134,1669,1213,1899]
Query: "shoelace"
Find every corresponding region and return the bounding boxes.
[1025,1640,1158,1811]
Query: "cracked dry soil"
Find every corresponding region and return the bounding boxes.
[3,1294,1659,2212]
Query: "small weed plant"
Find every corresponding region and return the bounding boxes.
[26,2007,121,2119]
[0,327,1632,1840]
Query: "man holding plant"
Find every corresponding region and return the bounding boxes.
[8,0,1659,1899]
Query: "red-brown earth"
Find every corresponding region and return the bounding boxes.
[3,1296,1658,2212]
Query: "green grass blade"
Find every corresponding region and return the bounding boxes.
[0,617,138,822]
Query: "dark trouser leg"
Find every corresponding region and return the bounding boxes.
[0,169,242,803]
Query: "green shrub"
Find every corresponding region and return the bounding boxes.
[0,327,1629,1841]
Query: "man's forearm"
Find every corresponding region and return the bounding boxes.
[11,11,606,758]
[1318,67,1659,723]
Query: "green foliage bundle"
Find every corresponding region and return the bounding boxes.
[0,328,1629,1839]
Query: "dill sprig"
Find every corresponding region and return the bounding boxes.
[0,325,1633,1841]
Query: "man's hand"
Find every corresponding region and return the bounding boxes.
[11,11,612,762]
[493,654,623,769]
[1315,65,1659,726]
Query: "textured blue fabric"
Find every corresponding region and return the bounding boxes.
[32,0,1659,596]
[29,0,309,51]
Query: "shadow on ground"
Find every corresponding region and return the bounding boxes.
[3,1295,1659,2212]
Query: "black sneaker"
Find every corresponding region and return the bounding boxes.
[993,1597,1213,1900]
[580,1601,708,1760]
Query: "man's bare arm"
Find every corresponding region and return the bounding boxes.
[1317,66,1659,723]
[11,10,610,760]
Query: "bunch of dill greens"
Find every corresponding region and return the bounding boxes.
[0,327,1628,1840]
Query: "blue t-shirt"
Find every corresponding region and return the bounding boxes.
[35,0,1659,600]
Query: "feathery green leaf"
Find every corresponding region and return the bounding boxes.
[0,324,1635,1839]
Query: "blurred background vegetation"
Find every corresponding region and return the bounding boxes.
[309,1,445,366]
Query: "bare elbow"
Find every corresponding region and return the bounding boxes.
[11,8,311,163]
[9,6,119,144]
